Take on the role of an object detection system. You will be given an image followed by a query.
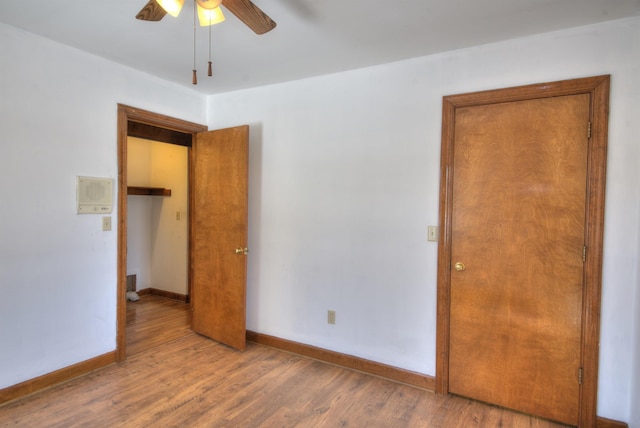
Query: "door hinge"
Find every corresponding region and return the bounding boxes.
[587,121,592,139]
[578,367,583,385]
[583,246,587,262]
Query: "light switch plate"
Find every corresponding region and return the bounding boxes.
[428,226,438,242]
[102,216,112,231]
[327,310,336,325]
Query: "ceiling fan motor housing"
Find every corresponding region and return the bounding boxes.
[196,0,223,10]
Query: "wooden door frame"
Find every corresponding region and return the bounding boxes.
[116,104,207,361]
[435,75,610,427]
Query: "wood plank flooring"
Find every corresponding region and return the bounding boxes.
[0,296,569,427]
[126,294,191,356]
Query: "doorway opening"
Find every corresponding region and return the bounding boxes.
[127,137,189,302]
[125,137,190,356]
[116,104,207,361]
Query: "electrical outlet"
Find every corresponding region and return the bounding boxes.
[102,216,112,231]
[327,310,336,325]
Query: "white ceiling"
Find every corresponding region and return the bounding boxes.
[1,0,639,95]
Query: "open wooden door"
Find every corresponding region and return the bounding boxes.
[191,125,249,351]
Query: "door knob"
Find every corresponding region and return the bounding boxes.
[235,248,249,255]
[454,262,466,272]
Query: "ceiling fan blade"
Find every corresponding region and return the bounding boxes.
[136,0,168,21]
[222,0,276,34]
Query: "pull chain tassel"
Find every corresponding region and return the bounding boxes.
[208,12,213,77]
[192,0,197,85]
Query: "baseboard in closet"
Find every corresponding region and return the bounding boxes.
[137,288,188,302]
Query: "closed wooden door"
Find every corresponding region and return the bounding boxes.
[448,94,590,425]
[191,125,249,351]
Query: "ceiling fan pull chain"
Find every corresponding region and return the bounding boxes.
[208,14,213,77]
[192,0,198,85]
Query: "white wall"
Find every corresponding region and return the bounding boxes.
[149,142,189,295]
[0,23,205,388]
[631,188,640,428]
[127,138,189,295]
[207,17,640,423]
[127,138,153,291]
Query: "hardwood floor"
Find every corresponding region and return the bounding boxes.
[0,296,569,427]
[126,294,191,356]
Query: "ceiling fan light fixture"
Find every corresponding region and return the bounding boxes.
[196,0,223,10]
[157,0,185,17]
[197,5,225,26]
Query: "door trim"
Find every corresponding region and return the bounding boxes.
[435,75,610,427]
[116,104,207,361]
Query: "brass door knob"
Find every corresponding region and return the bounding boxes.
[454,262,466,272]
[235,248,249,255]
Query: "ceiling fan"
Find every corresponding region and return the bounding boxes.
[136,0,276,35]
[136,0,276,84]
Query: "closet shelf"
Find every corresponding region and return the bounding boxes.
[127,186,171,197]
